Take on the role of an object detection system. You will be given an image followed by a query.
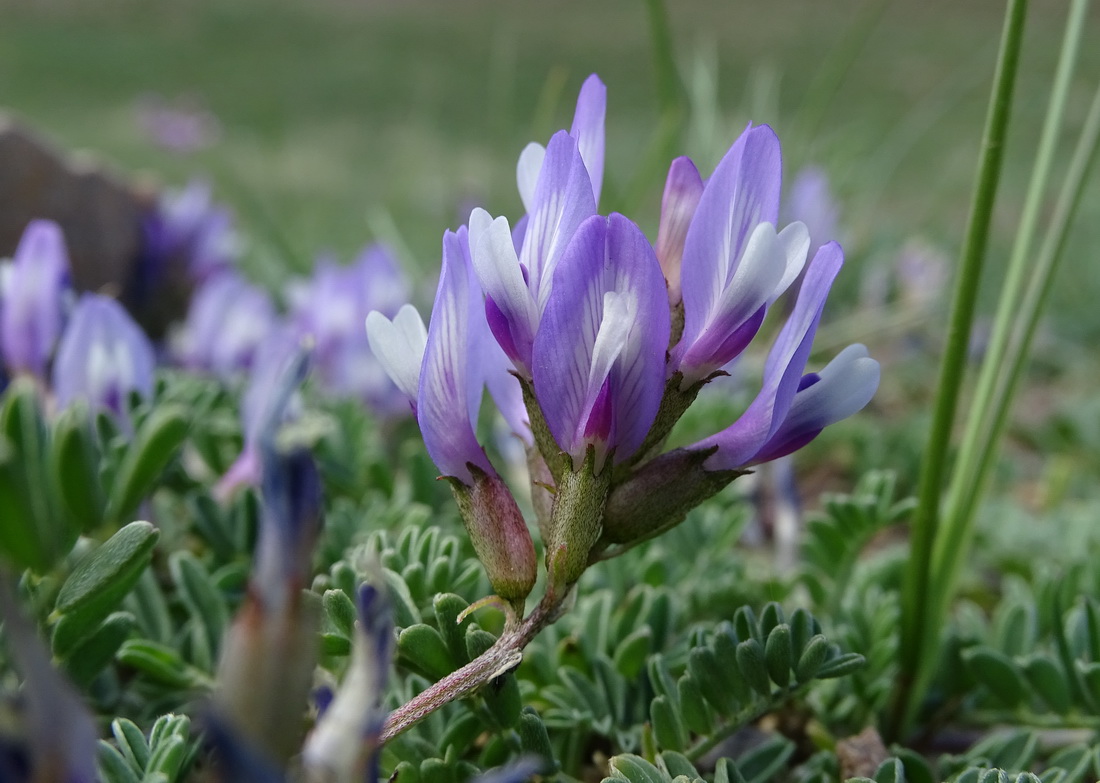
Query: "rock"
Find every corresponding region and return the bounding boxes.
[0,115,178,334]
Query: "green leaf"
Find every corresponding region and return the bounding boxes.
[517,708,555,770]
[97,741,141,783]
[737,736,795,783]
[116,639,210,690]
[482,672,523,730]
[764,623,792,687]
[397,623,456,680]
[169,551,228,662]
[607,754,668,783]
[795,634,831,682]
[433,592,473,665]
[439,711,482,757]
[1022,653,1072,713]
[322,588,357,639]
[53,521,159,648]
[714,757,749,783]
[677,674,714,736]
[104,405,189,525]
[815,652,867,679]
[661,751,699,778]
[51,403,106,533]
[963,647,1029,707]
[613,626,653,680]
[60,611,135,686]
[651,694,687,752]
[111,718,150,771]
[735,639,772,696]
[873,758,906,783]
[147,734,187,781]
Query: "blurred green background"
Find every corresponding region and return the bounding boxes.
[2,0,1096,290]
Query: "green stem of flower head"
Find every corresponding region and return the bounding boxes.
[643,0,684,120]
[891,0,1029,741]
[931,0,1095,644]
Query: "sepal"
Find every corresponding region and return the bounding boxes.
[448,464,537,609]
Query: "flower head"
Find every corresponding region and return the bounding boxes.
[289,244,410,412]
[52,293,155,423]
[0,219,72,381]
[532,213,669,472]
[174,271,278,378]
[671,124,809,386]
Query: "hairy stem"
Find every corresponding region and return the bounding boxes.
[380,591,564,743]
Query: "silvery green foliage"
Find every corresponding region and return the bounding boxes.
[96,715,199,783]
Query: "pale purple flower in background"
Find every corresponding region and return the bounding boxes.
[216,327,303,499]
[532,213,669,471]
[895,238,948,311]
[671,124,810,386]
[288,244,411,414]
[690,244,878,470]
[0,219,72,382]
[52,294,156,423]
[173,272,278,379]
[786,166,840,255]
[141,180,240,286]
[135,92,222,154]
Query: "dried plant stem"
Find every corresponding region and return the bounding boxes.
[379,590,564,743]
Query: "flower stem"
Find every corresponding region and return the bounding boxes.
[379,591,564,743]
[890,0,1029,741]
[932,0,1094,648]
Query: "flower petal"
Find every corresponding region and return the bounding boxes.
[520,130,597,314]
[533,214,669,467]
[365,304,428,406]
[677,124,782,368]
[469,207,539,371]
[655,156,704,305]
[418,228,494,482]
[52,294,155,422]
[674,219,808,382]
[516,143,546,215]
[751,343,879,464]
[570,73,607,206]
[694,242,843,470]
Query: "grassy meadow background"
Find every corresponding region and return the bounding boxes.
[2,0,1099,513]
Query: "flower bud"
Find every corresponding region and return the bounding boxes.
[450,465,537,611]
[599,448,743,548]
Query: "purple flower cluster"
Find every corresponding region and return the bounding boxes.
[0,220,155,424]
[369,74,879,601]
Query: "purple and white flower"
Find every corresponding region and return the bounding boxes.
[0,219,72,382]
[289,244,411,413]
[52,294,156,422]
[671,124,809,386]
[689,242,878,470]
[174,271,278,378]
[532,213,669,472]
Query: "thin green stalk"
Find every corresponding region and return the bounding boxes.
[938,77,1100,584]
[932,0,1092,614]
[642,0,685,118]
[890,0,1029,741]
